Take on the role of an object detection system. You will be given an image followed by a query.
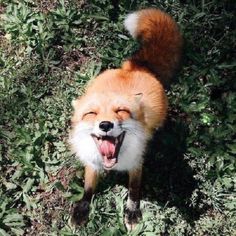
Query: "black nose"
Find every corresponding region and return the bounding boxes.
[99,121,114,132]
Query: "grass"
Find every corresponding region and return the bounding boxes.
[0,0,235,235]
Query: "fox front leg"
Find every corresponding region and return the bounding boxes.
[125,167,142,231]
[71,165,98,226]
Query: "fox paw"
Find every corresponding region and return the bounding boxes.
[71,200,90,226]
[124,208,142,231]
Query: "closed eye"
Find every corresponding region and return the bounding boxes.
[85,111,97,115]
[115,108,131,116]
[82,111,97,120]
[116,108,130,112]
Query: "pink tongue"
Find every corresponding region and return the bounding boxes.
[100,140,115,158]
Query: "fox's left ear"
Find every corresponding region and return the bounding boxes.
[134,93,143,103]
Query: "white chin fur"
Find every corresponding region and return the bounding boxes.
[69,122,103,170]
[124,12,139,38]
[69,120,147,171]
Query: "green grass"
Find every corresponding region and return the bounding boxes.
[0,0,235,235]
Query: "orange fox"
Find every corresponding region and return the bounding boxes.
[69,8,182,230]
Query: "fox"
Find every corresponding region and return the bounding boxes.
[69,8,182,230]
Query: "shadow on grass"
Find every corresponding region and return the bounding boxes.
[142,114,199,222]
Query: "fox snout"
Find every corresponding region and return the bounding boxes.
[99,121,114,132]
[93,120,122,138]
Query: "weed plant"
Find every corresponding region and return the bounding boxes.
[0,0,235,235]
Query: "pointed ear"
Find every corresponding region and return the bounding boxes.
[71,99,77,109]
[134,93,143,103]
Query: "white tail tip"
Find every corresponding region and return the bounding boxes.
[124,12,139,38]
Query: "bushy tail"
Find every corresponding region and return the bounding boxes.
[123,8,183,85]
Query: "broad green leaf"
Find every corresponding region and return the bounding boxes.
[23,178,34,193]
[0,229,10,236]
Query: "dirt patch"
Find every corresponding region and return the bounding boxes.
[24,167,77,234]
[34,0,86,13]
[61,49,91,70]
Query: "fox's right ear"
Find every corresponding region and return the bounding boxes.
[134,93,143,103]
[71,99,77,109]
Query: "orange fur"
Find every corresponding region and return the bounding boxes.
[72,8,182,136]
[81,68,167,135]
[84,165,98,193]
[124,9,183,84]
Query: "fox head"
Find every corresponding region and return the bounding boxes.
[69,67,167,171]
[69,91,148,171]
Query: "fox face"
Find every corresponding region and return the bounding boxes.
[70,92,148,171]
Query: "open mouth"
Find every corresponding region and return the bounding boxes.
[91,132,126,170]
